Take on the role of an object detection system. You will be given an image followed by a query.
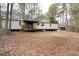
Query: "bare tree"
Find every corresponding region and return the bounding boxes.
[9,3,13,32]
[0,3,2,32]
[5,3,10,32]
[63,3,68,31]
[18,3,25,20]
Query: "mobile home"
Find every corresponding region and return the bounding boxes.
[2,19,59,31]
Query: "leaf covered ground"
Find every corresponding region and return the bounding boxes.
[0,31,79,56]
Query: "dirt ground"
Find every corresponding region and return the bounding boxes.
[0,31,79,56]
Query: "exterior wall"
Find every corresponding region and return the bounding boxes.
[2,20,58,31]
[2,20,23,30]
[11,21,22,29]
[22,22,27,30]
[33,23,37,29]
[36,22,58,30]
[50,24,59,29]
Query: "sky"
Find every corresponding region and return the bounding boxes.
[40,0,54,14]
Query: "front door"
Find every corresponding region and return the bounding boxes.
[27,21,33,30]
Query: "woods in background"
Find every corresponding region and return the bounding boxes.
[45,4,58,24]
[46,3,79,32]
[0,3,79,33]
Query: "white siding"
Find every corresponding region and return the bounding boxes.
[2,20,22,30]
[36,23,58,30]
[51,24,59,29]
[11,21,21,29]
[2,20,58,30]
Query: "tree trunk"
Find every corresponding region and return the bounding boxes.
[5,3,10,32]
[0,3,2,32]
[63,3,68,31]
[73,15,76,32]
[75,15,78,32]
[9,3,13,32]
[65,8,68,31]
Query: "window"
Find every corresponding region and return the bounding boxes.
[37,23,39,25]
[41,23,44,26]
[50,24,51,26]
[19,21,21,26]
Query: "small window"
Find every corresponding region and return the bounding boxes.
[41,23,44,26]
[37,23,39,25]
[50,24,51,26]
[19,21,21,26]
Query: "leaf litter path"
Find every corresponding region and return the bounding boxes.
[0,31,79,56]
